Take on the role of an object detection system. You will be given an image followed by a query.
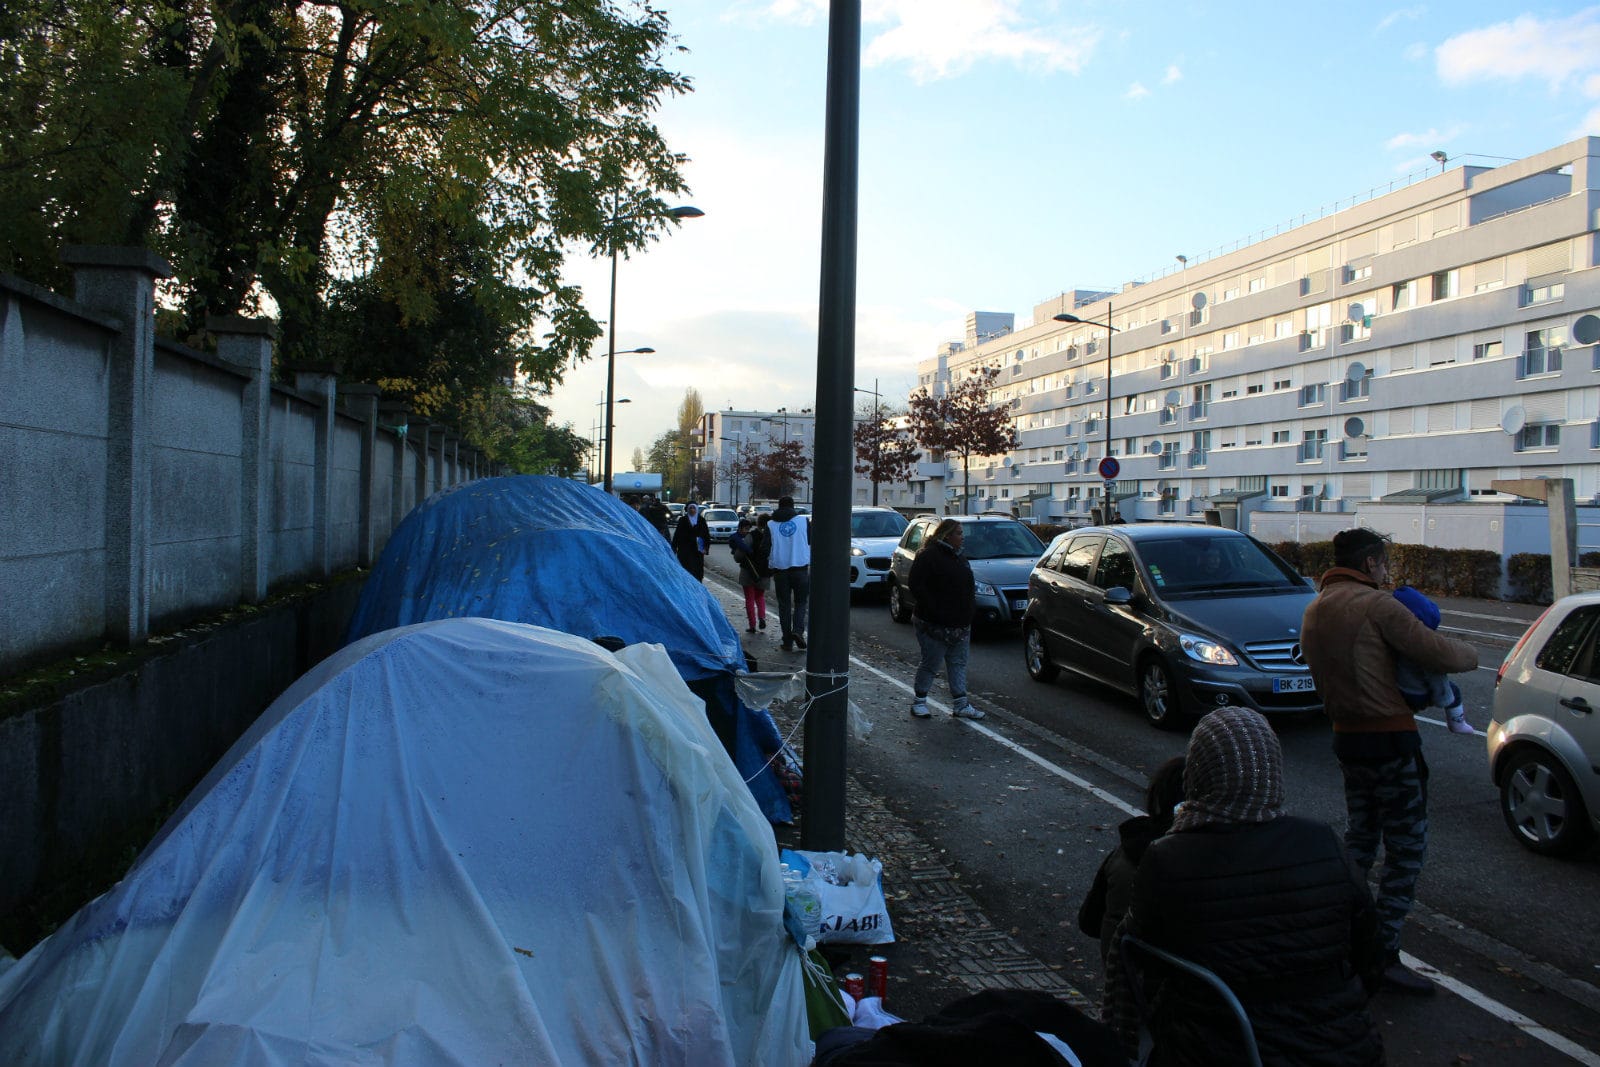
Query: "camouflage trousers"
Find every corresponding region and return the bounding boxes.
[1339,751,1429,954]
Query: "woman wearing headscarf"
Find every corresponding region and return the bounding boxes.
[907,518,981,720]
[1107,707,1384,1067]
[671,502,711,581]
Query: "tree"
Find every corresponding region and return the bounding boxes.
[853,402,920,505]
[631,447,647,472]
[748,440,809,500]
[908,366,1018,515]
[1,0,691,394]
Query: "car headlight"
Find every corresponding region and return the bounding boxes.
[974,581,997,597]
[1178,633,1238,666]
[850,546,865,556]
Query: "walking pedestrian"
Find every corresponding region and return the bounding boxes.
[1106,706,1385,1066]
[907,518,982,720]
[671,502,711,581]
[641,494,671,540]
[730,519,769,633]
[1300,527,1477,996]
[767,496,812,651]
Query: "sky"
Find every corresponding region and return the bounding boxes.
[545,1,1600,471]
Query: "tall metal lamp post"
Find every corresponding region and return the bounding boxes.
[594,396,629,482]
[1054,306,1121,520]
[602,202,704,493]
[853,380,881,505]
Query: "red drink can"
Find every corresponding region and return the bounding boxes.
[842,973,865,1000]
[867,955,889,1002]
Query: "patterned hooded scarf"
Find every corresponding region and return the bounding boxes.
[1170,706,1285,832]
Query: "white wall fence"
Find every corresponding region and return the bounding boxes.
[1,247,488,677]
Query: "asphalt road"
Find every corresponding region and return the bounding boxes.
[704,551,1600,1066]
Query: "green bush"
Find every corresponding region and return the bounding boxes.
[1507,553,1554,604]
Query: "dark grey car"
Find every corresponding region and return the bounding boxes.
[887,515,1045,629]
[1022,524,1319,729]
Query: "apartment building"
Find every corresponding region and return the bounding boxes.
[914,137,1600,532]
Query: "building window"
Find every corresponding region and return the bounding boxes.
[1270,484,1289,497]
[1221,388,1239,399]
[1341,436,1368,460]
[1517,424,1561,451]
[1340,370,1372,401]
[1245,432,1264,446]
[1519,326,1566,377]
[1271,429,1291,444]
[1275,319,1295,338]
[1248,276,1266,293]
[1246,383,1265,395]
[1272,378,1292,391]
[1346,264,1373,283]
[1392,279,1418,310]
[1223,331,1240,350]
[1430,269,1459,301]
[1299,429,1327,462]
[1523,279,1566,306]
[1299,383,1326,407]
[1222,285,1240,302]
[1473,340,1502,361]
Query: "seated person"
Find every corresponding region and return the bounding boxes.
[1078,756,1186,966]
[1107,707,1384,1067]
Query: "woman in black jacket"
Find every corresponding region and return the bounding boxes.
[906,519,981,720]
[671,502,711,581]
[1109,706,1384,1067]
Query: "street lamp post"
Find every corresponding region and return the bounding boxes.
[1054,304,1121,521]
[594,396,629,483]
[602,201,704,494]
[853,380,881,505]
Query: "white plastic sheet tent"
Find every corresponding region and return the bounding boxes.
[0,619,810,1066]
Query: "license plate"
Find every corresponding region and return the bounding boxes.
[1011,599,1028,613]
[1272,676,1316,693]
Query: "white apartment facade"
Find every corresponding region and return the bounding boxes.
[912,137,1600,533]
[698,408,925,509]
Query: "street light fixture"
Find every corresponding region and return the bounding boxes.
[1430,150,1448,173]
[602,203,704,493]
[1054,307,1122,521]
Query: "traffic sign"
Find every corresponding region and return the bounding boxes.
[1098,456,1120,480]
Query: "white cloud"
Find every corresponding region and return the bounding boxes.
[1384,125,1462,151]
[1125,81,1150,101]
[735,0,1100,82]
[1403,41,1428,62]
[1376,6,1426,33]
[1437,10,1600,91]
[1162,64,1182,85]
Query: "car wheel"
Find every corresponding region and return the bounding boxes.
[1024,624,1059,683]
[1138,655,1186,731]
[1501,748,1594,856]
[889,580,912,623]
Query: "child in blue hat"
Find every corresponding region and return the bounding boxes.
[1392,585,1473,734]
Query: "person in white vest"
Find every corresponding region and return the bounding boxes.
[767,496,811,652]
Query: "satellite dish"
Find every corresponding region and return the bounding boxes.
[1574,314,1600,345]
[1145,441,1163,456]
[1501,406,1526,436]
[1164,390,1182,407]
[1002,456,1012,466]
[1343,416,1366,438]
[1347,304,1365,323]
[1191,291,1207,310]
[1345,361,1366,382]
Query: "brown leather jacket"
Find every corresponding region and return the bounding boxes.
[1300,568,1478,734]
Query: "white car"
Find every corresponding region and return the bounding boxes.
[703,508,741,543]
[848,507,909,596]
[1488,591,1600,855]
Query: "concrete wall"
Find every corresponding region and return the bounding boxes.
[0,250,488,676]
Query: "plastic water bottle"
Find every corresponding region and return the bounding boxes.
[782,866,823,942]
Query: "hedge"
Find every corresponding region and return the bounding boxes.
[1271,541,1506,599]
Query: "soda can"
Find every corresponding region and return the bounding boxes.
[867,955,889,1002]
[842,973,865,1000]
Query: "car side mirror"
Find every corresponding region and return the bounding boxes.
[1105,586,1133,606]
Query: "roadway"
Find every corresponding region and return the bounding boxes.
[702,551,1600,1066]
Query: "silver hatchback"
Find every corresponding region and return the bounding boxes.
[1488,591,1600,855]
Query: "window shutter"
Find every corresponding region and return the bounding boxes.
[1427,404,1455,433]
[1526,241,1570,277]
[1525,393,1566,422]
[1343,474,1372,498]
[1470,398,1500,428]
[1429,204,1460,235]
[1390,345,1416,371]
[1477,257,1505,285]
[1344,231,1378,259]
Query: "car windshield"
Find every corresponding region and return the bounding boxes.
[852,511,908,538]
[705,510,738,522]
[961,522,1044,560]
[1136,536,1302,596]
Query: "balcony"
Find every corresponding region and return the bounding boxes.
[1516,348,1564,379]
[1186,450,1207,468]
[1158,409,1176,425]
[1188,402,1208,420]
[1298,441,1326,462]
[1158,452,1178,470]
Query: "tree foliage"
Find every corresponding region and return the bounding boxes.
[908,367,1017,514]
[747,440,809,500]
[853,402,920,503]
[1,0,691,447]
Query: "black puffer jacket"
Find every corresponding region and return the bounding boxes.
[908,540,974,628]
[1129,816,1384,1067]
[1077,812,1170,964]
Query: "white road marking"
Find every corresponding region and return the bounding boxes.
[1445,609,1540,626]
[1403,953,1600,1067]
[1441,624,1520,642]
[709,570,1599,1063]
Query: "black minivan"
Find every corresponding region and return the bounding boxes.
[1022,524,1319,729]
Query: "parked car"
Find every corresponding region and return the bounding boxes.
[703,508,741,543]
[1022,524,1319,730]
[1488,592,1600,855]
[887,515,1045,629]
[666,502,685,522]
[848,506,909,597]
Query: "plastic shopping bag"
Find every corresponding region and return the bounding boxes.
[781,849,895,946]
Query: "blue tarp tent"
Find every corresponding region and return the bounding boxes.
[0,620,810,1065]
[345,475,792,822]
